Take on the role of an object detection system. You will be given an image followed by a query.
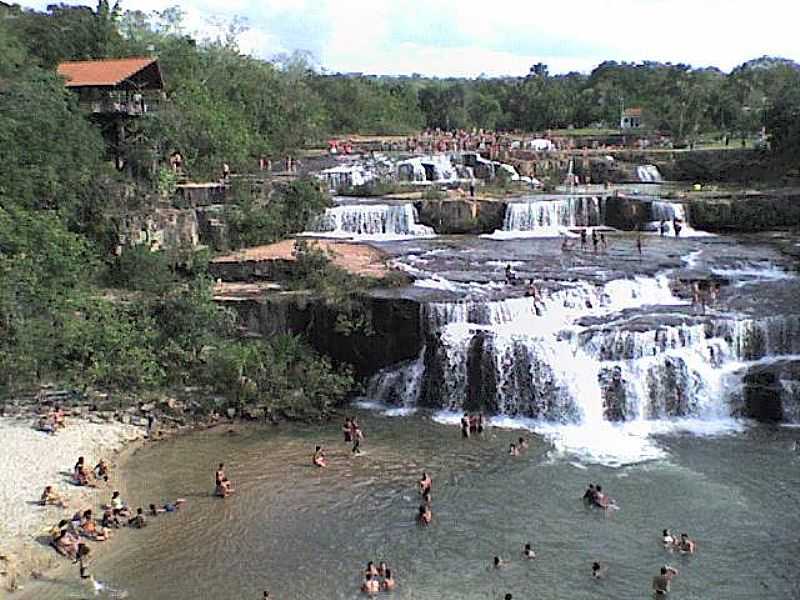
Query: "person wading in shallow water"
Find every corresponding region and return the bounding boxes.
[652,565,679,595]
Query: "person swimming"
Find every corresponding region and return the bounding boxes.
[365,561,379,577]
[493,556,504,569]
[361,572,379,594]
[523,543,536,559]
[678,533,695,553]
[313,445,328,468]
[652,565,678,595]
[509,443,519,456]
[518,437,529,450]
[662,529,675,546]
[582,483,596,502]
[417,504,432,525]
[419,472,432,495]
[592,561,604,579]
[380,568,396,591]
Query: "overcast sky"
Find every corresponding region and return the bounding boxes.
[23,0,800,76]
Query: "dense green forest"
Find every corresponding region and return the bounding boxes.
[1,1,799,414]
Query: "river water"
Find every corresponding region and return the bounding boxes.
[20,194,800,599]
[22,419,800,600]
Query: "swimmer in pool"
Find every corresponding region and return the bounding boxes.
[678,533,695,554]
[662,529,675,546]
[417,504,432,525]
[419,472,432,495]
[380,568,396,591]
[361,572,379,594]
[652,565,678,595]
[313,445,328,468]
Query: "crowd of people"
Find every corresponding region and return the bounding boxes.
[42,452,186,588]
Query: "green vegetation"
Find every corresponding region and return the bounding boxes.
[2,1,799,418]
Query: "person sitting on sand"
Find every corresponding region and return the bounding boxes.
[678,533,695,554]
[523,543,536,559]
[361,572,380,594]
[40,485,68,507]
[417,504,432,525]
[80,510,108,541]
[73,457,95,487]
[109,491,131,518]
[509,443,519,456]
[313,445,328,468]
[36,414,57,434]
[93,459,111,483]
[380,568,396,591]
[419,472,432,495]
[652,565,678,595]
[52,522,81,559]
[518,437,529,450]
[128,507,147,528]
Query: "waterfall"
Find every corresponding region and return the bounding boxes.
[484,197,605,239]
[304,203,434,240]
[649,201,711,237]
[368,270,800,428]
[637,165,663,182]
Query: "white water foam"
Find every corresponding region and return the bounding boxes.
[431,411,747,468]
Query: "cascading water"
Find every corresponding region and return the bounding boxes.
[365,270,800,464]
[303,203,435,240]
[636,164,663,182]
[649,201,711,237]
[484,196,605,239]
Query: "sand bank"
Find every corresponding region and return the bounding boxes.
[0,416,145,591]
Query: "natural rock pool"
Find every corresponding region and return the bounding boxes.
[20,197,800,599]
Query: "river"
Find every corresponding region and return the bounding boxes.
[20,192,800,599]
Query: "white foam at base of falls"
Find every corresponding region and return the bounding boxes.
[431,411,746,468]
[303,203,435,241]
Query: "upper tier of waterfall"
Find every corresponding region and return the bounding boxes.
[304,203,435,240]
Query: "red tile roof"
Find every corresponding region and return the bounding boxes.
[57,57,158,88]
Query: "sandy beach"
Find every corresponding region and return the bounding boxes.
[0,416,144,591]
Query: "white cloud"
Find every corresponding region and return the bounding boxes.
[21,0,800,75]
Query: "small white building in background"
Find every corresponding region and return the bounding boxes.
[621,108,643,129]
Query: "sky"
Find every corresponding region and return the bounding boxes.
[22,0,800,76]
